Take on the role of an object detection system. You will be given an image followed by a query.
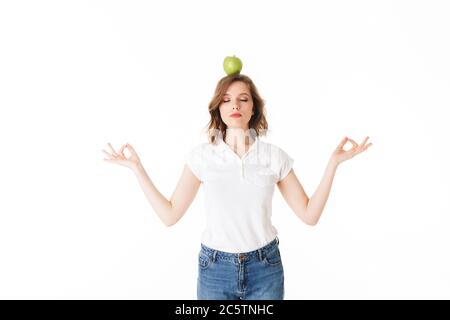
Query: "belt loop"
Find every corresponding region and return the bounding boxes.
[212,250,217,262]
[257,249,263,261]
[276,236,279,245]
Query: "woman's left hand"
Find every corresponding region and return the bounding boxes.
[331,136,373,165]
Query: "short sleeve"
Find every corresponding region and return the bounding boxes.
[184,145,204,182]
[278,148,294,182]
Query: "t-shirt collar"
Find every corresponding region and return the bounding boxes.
[216,135,260,158]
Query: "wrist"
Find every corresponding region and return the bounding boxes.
[329,157,339,167]
[132,162,144,174]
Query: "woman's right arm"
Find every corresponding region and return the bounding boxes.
[103,142,201,227]
[132,162,201,227]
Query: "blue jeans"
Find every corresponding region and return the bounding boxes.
[197,237,284,300]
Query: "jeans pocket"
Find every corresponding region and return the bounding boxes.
[198,252,212,270]
[263,247,282,266]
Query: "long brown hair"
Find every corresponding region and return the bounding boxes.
[203,73,269,144]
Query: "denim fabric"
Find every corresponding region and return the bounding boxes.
[197,237,284,300]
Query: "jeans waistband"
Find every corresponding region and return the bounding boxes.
[200,236,280,262]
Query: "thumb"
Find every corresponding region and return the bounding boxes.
[126,143,136,152]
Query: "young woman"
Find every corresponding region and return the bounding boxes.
[103,73,372,300]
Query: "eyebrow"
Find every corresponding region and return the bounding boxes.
[223,93,250,97]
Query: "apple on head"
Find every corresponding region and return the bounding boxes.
[223,55,243,75]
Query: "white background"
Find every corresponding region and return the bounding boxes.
[0,0,449,299]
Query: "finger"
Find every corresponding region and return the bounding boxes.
[348,138,358,147]
[348,139,359,151]
[119,144,126,157]
[364,143,373,150]
[102,149,114,158]
[360,136,369,147]
[337,137,348,149]
[107,143,118,156]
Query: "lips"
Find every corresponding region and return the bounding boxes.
[230,113,242,118]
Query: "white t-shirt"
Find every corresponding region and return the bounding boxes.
[184,136,294,253]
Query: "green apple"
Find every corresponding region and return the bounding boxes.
[223,55,243,75]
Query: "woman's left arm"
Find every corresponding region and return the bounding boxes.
[278,136,372,226]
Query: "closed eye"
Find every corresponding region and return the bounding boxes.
[223,99,248,103]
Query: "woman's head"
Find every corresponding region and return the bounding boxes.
[205,73,268,144]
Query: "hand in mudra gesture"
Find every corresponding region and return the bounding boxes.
[331,136,373,165]
[102,142,142,170]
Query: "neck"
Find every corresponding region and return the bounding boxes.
[224,128,254,148]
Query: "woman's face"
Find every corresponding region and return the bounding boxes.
[219,81,254,131]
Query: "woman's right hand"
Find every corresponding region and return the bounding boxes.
[102,142,142,171]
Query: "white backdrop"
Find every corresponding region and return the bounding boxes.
[0,0,449,299]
